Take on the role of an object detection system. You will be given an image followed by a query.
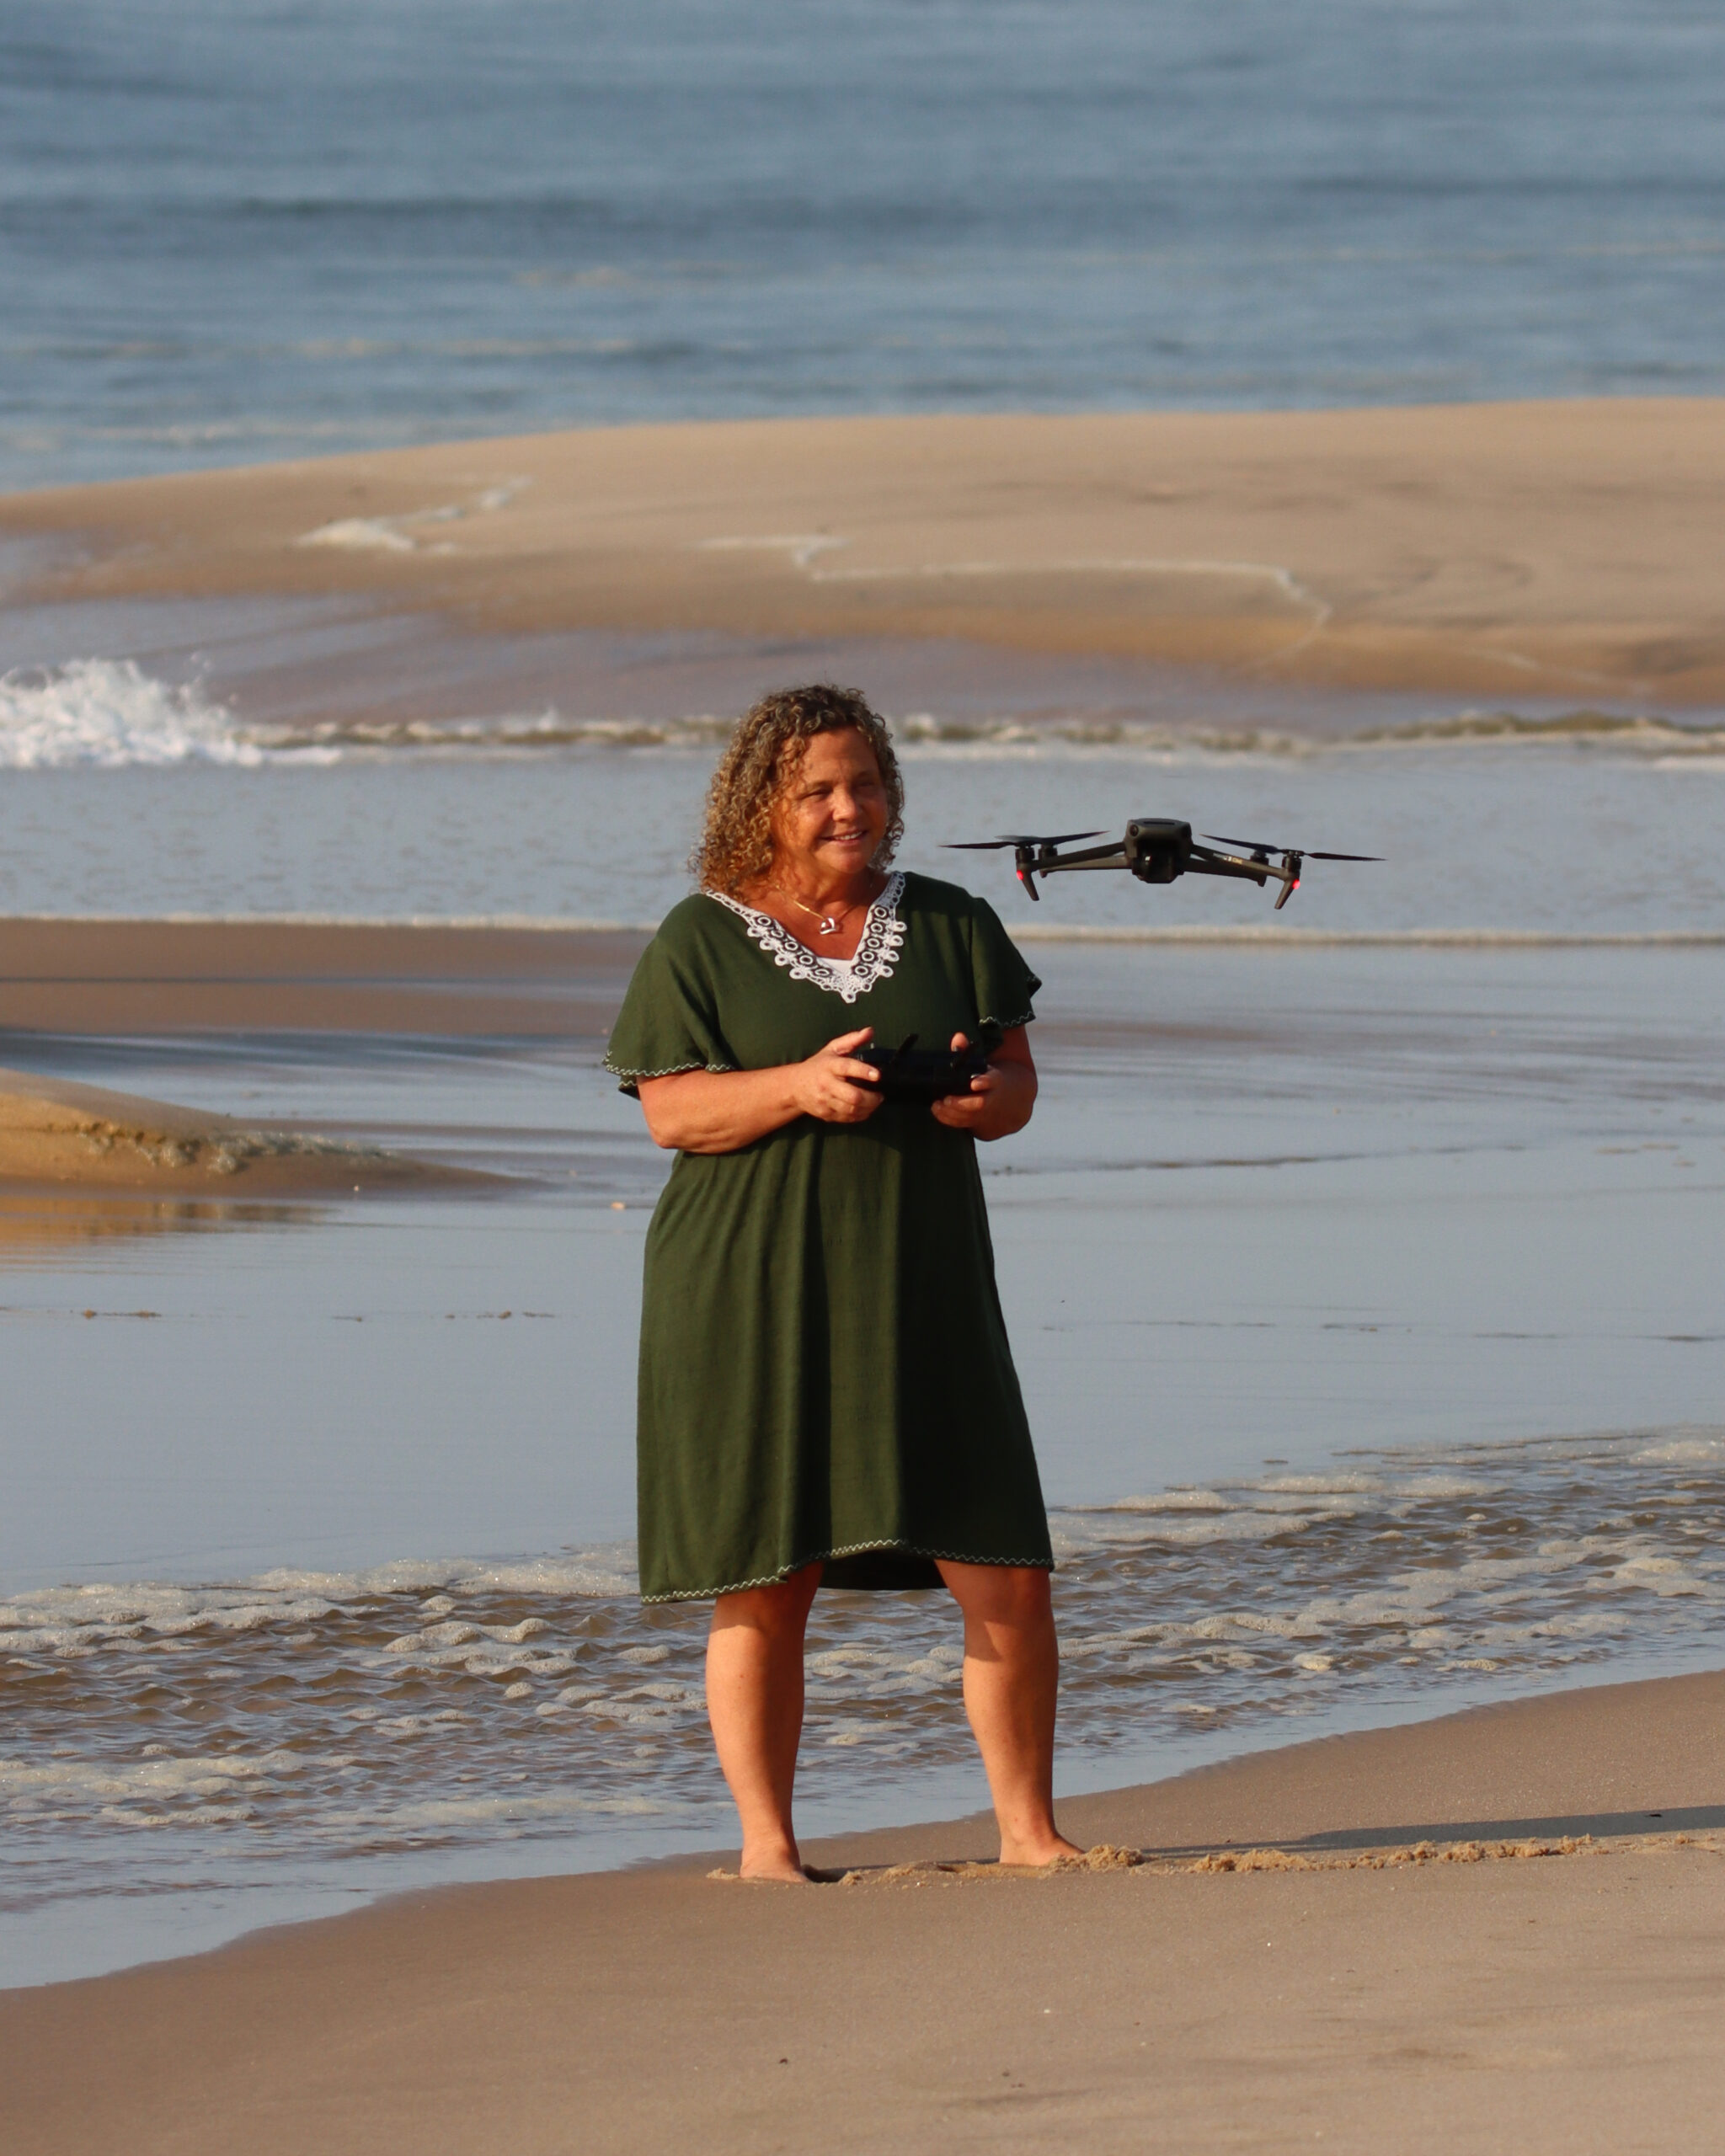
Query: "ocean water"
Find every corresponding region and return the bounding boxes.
[5,0,1725,491]
[0,618,1723,931]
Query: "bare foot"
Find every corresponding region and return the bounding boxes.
[997,1833,1087,1869]
[738,1844,813,1884]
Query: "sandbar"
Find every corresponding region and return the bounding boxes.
[6,400,1725,704]
[0,1063,494,1193]
[4,1666,1722,2153]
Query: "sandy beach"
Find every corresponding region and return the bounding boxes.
[0,1063,502,1194]
[7,399,1725,706]
[5,1666,1724,2153]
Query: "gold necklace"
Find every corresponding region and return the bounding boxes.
[769,883,865,937]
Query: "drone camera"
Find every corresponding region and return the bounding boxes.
[1124,818,1193,884]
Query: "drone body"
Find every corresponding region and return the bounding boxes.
[948,820,1376,910]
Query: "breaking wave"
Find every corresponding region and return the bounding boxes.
[0,659,284,770]
[5,659,1725,770]
[1352,708,1725,755]
[246,705,1725,763]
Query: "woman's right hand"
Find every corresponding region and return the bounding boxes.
[638,1027,882,1151]
[791,1027,884,1123]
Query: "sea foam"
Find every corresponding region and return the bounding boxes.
[7,1426,1725,1970]
[7,657,1724,773]
[0,659,276,770]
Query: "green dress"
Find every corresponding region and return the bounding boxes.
[605,869,1053,1603]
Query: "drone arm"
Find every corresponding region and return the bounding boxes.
[1185,843,1297,894]
[1030,840,1130,875]
[1187,856,1270,889]
[1017,835,1129,896]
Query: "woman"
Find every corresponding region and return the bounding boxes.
[606,683,1080,1881]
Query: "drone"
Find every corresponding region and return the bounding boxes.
[946,819,1377,910]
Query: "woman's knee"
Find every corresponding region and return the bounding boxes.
[712,1562,822,1636]
[940,1561,1052,1628]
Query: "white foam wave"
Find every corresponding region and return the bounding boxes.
[250,1554,636,1598]
[318,1790,674,1830]
[8,663,1722,771]
[1058,1510,1311,1550]
[1083,1489,1232,1513]
[892,707,1725,761]
[0,1550,636,1647]
[0,659,285,770]
[1,1748,304,1803]
[295,516,419,552]
[1252,1473,1383,1495]
[1354,709,1725,755]
[1634,1434,1725,1466]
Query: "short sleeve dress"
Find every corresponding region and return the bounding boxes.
[605,869,1054,1603]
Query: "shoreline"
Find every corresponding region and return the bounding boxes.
[0,1064,499,1194]
[6,399,1725,705]
[4,915,1719,1075]
[7,1664,1725,2150]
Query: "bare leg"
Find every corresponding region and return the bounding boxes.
[936,1561,1082,1867]
[705,1563,822,1881]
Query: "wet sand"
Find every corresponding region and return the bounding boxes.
[0,919,626,1187]
[7,400,1725,704]
[0,1065,499,1193]
[0,923,572,1186]
[0,916,648,1038]
[6,1667,1724,2154]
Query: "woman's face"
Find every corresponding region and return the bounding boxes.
[768,728,889,886]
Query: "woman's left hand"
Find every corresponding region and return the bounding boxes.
[931,1027,1038,1140]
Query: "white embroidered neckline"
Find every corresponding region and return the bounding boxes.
[707,873,906,1004]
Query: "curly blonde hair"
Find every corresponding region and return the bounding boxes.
[692,684,905,895]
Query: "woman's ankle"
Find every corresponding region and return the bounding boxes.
[738,1831,808,1881]
[996,1817,1083,1868]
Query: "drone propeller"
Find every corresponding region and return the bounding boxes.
[1203,834,1381,862]
[944,831,1105,851]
